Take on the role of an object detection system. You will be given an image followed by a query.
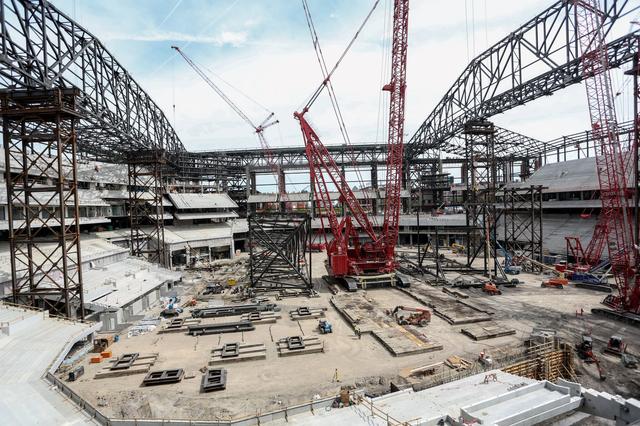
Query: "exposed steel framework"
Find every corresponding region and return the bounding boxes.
[574,0,639,314]
[248,213,312,290]
[128,150,166,266]
[0,88,84,318]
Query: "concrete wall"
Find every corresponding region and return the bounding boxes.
[95,280,175,332]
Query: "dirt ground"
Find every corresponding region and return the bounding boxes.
[64,249,640,421]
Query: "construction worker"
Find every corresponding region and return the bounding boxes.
[354,327,361,340]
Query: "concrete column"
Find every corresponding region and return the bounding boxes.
[245,166,254,198]
[246,166,257,214]
[250,171,257,194]
[461,163,468,186]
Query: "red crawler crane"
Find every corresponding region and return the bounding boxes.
[573,0,640,318]
[295,0,409,286]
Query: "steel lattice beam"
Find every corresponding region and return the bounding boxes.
[0,0,185,161]
[407,0,638,159]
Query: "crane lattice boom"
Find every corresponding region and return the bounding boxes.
[574,0,640,313]
[295,0,409,278]
[172,46,283,198]
[382,0,409,259]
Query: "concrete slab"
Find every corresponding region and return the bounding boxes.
[398,286,493,324]
[461,322,517,340]
[372,326,443,356]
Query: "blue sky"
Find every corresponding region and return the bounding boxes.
[51,0,639,161]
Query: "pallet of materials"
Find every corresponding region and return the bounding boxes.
[187,320,255,336]
[276,336,324,357]
[289,306,326,320]
[191,303,279,318]
[445,355,472,371]
[240,311,281,324]
[460,322,517,341]
[158,317,202,333]
[209,342,267,364]
[94,353,159,379]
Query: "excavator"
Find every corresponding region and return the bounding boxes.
[387,306,431,327]
[575,334,606,381]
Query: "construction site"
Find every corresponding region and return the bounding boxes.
[1,0,640,425]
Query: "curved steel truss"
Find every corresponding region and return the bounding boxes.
[0,0,184,160]
[407,0,638,159]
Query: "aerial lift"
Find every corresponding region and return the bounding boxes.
[294,0,410,290]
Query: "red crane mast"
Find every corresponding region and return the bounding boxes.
[382,0,409,260]
[574,0,640,314]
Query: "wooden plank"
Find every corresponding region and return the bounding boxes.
[209,342,267,364]
[276,336,324,357]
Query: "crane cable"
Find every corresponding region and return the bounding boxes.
[300,0,381,225]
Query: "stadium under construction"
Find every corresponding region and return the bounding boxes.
[0,0,639,425]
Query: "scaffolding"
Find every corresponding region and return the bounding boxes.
[128,150,166,265]
[248,213,312,290]
[502,186,544,271]
[0,88,84,319]
[463,119,498,275]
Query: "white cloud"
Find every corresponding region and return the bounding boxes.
[103,30,248,46]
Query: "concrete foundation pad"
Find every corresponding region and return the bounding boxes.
[289,307,326,321]
[241,311,281,324]
[398,286,493,324]
[372,326,443,357]
[461,322,517,340]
